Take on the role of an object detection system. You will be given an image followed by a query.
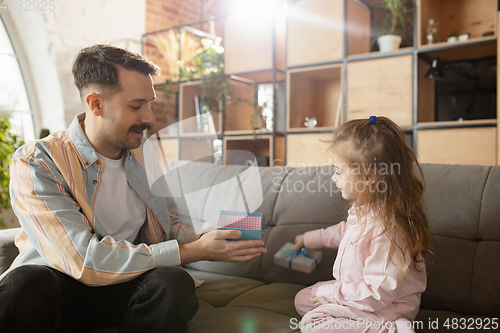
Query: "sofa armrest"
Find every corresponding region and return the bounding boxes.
[0,228,21,275]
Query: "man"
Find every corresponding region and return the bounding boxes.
[0,44,267,332]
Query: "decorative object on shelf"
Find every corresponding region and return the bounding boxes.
[376,0,412,52]
[0,115,24,227]
[426,19,439,45]
[458,33,470,42]
[304,116,317,128]
[424,58,444,80]
[447,31,458,43]
[251,110,267,131]
[194,95,216,134]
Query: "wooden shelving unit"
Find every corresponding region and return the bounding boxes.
[144,0,499,167]
[285,0,498,166]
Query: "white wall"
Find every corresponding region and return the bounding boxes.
[1,10,65,135]
[42,0,146,126]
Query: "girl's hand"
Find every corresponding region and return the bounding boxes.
[294,234,305,252]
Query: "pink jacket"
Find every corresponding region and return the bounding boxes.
[304,207,427,322]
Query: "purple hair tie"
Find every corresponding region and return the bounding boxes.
[369,116,377,124]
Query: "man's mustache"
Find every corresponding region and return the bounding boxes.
[129,124,152,133]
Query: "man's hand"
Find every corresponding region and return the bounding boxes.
[294,234,305,252]
[179,229,267,265]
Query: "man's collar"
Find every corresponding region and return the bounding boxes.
[69,113,99,169]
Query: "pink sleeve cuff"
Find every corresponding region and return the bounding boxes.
[304,229,325,249]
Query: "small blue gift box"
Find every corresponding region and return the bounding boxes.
[274,242,323,274]
[216,210,262,241]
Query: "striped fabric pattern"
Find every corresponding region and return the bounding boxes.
[1,113,198,286]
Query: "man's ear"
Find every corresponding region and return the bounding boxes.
[85,92,104,116]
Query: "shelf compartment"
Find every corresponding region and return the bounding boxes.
[180,137,218,163]
[224,10,285,76]
[287,64,343,131]
[179,81,222,135]
[286,133,332,167]
[417,127,496,165]
[224,135,277,166]
[225,80,260,133]
[346,0,414,57]
[347,54,413,127]
[346,0,371,57]
[417,44,497,123]
[418,0,497,48]
[287,0,344,67]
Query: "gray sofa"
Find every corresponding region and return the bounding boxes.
[1,162,499,332]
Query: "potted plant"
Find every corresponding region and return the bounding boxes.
[376,0,411,52]
[0,115,24,227]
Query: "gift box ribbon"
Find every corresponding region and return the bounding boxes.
[280,247,318,269]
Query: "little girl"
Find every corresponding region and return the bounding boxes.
[294,116,429,333]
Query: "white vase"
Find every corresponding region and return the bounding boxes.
[377,35,402,52]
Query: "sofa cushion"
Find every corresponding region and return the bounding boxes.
[227,283,304,318]
[0,227,20,275]
[420,165,500,318]
[187,300,299,333]
[185,268,266,307]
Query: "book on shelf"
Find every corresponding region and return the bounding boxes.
[194,95,216,134]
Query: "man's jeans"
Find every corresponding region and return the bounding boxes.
[0,265,199,333]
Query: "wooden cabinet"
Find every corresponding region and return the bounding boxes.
[417,127,496,165]
[347,55,413,127]
[287,133,332,167]
[286,0,344,67]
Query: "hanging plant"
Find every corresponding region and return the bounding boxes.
[0,115,24,227]
[155,31,266,137]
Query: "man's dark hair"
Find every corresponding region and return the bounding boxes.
[72,44,160,99]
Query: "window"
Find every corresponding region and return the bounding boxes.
[0,17,35,142]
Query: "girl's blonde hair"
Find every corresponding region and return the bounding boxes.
[329,116,429,276]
